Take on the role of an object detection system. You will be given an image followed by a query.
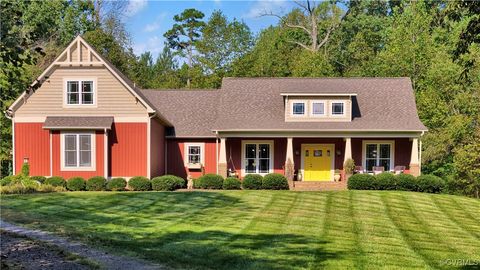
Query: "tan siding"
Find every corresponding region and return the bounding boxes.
[16,66,148,117]
[285,96,351,122]
[81,43,89,62]
[70,45,78,62]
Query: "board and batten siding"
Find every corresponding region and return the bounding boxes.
[285,96,352,122]
[110,123,148,177]
[15,66,148,118]
[14,123,50,176]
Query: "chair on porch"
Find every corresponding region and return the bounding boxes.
[394,166,406,175]
[354,166,365,174]
[373,166,384,175]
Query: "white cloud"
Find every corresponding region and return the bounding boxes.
[143,12,168,32]
[243,0,288,19]
[125,0,148,17]
[133,35,165,56]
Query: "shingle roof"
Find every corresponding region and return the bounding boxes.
[141,77,427,137]
[43,116,114,129]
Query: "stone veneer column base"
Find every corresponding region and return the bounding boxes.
[409,164,420,177]
[218,163,228,178]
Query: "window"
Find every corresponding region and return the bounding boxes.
[243,141,273,175]
[331,102,344,115]
[185,143,204,165]
[292,102,305,115]
[66,80,94,105]
[364,142,393,172]
[311,102,325,116]
[62,133,95,170]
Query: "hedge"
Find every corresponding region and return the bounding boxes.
[347,174,376,190]
[86,176,106,191]
[375,172,396,190]
[262,173,289,190]
[128,176,151,191]
[0,176,14,186]
[30,176,47,184]
[242,174,263,190]
[45,176,66,187]
[107,178,127,191]
[198,174,224,189]
[67,177,86,191]
[417,174,445,193]
[223,177,241,190]
[396,174,417,191]
[152,175,185,191]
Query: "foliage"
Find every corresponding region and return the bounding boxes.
[197,174,224,189]
[86,176,106,191]
[375,173,396,190]
[193,178,201,189]
[106,178,127,191]
[45,176,66,187]
[242,174,263,190]
[0,183,65,194]
[416,175,446,194]
[67,177,86,191]
[21,163,30,177]
[151,175,185,191]
[223,177,241,190]
[452,138,480,198]
[395,174,417,191]
[128,176,151,191]
[347,174,376,190]
[262,173,289,190]
[1,176,14,186]
[343,158,355,175]
[30,176,47,184]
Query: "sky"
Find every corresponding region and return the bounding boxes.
[122,0,296,57]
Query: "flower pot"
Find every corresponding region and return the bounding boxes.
[334,174,341,181]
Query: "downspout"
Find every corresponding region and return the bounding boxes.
[215,131,219,175]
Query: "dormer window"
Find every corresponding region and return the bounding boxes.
[292,102,305,115]
[66,80,95,105]
[311,101,325,116]
[331,102,345,116]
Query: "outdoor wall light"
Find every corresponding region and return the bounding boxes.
[23,157,29,164]
[336,150,342,156]
[295,150,300,156]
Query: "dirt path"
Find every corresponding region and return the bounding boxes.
[0,220,167,270]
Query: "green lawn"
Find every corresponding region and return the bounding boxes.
[1,191,479,269]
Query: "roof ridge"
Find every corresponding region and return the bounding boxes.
[141,88,219,92]
[222,77,410,80]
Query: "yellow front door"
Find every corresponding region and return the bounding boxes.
[303,145,333,181]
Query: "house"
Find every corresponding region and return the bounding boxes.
[6,36,427,187]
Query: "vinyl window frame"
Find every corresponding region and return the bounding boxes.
[184,143,205,168]
[330,101,345,117]
[241,140,274,176]
[362,140,395,173]
[60,131,96,171]
[63,78,97,107]
[310,100,327,117]
[291,101,306,116]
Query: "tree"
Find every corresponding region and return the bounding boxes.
[164,8,206,88]
[196,10,253,80]
[151,46,182,88]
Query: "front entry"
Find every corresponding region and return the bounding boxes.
[302,144,334,181]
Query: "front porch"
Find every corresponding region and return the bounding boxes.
[216,136,422,190]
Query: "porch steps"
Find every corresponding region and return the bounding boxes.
[292,181,347,191]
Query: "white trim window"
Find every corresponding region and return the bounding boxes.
[61,132,96,171]
[292,102,305,116]
[311,101,326,116]
[331,102,345,116]
[184,143,205,168]
[242,141,273,175]
[363,141,394,172]
[66,79,95,105]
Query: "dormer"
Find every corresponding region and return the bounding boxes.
[282,93,356,122]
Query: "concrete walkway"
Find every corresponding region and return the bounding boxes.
[0,220,167,270]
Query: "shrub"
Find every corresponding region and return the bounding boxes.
[106,178,127,191]
[67,177,86,191]
[417,174,445,193]
[347,174,376,190]
[37,184,66,193]
[193,178,201,189]
[86,176,106,191]
[262,173,289,190]
[375,172,396,190]
[343,158,355,175]
[152,175,185,191]
[21,163,30,176]
[30,176,47,184]
[0,176,14,186]
[242,174,263,190]
[0,184,37,194]
[396,174,417,191]
[45,176,66,187]
[128,176,151,191]
[223,177,241,190]
[198,174,224,189]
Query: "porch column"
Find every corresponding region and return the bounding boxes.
[343,137,352,164]
[409,138,420,176]
[285,138,294,185]
[218,137,227,178]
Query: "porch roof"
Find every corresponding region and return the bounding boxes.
[43,116,113,130]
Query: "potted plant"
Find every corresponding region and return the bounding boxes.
[334,169,341,181]
[343,158,355,181]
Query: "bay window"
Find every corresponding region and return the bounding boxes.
[243,141,273,175]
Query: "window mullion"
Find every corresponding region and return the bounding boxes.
[78,80,82,104]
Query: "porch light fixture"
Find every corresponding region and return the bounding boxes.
[295,150,300,156]
[23,157,29,164]
[336,150,342,156]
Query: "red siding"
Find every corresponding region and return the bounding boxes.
[51,130,104,179]
[150,119,165,177]
[14,123,50,176]
[109,123,147,177]
[166,139,217,179]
